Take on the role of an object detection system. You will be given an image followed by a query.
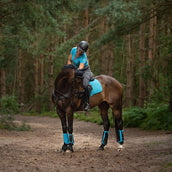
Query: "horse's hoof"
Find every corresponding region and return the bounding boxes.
[61,144,68,153]
[60,149,66,153]
[117,145,124,151]
[97,145,104,151]
[67,144,74,152]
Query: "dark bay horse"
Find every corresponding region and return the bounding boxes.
[52,64,124,152]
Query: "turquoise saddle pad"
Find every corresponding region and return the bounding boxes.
[89,79,102,97]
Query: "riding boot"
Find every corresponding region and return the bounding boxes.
[84,85,92,111]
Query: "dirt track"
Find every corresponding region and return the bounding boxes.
[0,115,172,172]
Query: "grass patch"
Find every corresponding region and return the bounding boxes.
[146,141,164,147]
[74,111,103,125]
[0,115,30,131]
[21,111,58,118]
[74,109,115,127]
[16,104,172,131]
[163,162,172,169]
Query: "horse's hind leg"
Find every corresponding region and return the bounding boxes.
[97,102,110,151]
[111,102,124,150]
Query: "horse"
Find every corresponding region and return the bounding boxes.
[52,64,124,152]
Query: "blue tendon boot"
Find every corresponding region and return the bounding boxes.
[61,133,69,152]
[97,131,109,151]
[68,134,74,152]
[117,130,124,151]
[117,130,124,144]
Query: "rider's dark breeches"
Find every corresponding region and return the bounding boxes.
[82,67,93,88]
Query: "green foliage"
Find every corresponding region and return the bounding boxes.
[0,96,20,114]
[0,96,30,131]
[94,0,142,45]
[1,0,171,113]
[123,105,172,130]
[123,108,147,127]
[140,105,172,130]
[74,104,172,130]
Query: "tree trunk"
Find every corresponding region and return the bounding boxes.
[40,54,44,91]
[35,57,39,96]
[100,18,105,74]
[18,50,24,104]
[48,44,54,111]
[138,23,146,108]
[0,69,6,97]
[108,42,114,76]
[104,18,109,75]
[132,35,136,106]
[126,34,132,107]
[169,16,172,112]
[148,8,155,95]
[84,8,89,61]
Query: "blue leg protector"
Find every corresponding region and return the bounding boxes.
[117,130,124,144]
[69,134,74,145]
[63,133,69,144]
[101,131,109,146]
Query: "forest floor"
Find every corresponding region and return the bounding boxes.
[0,115,172,172]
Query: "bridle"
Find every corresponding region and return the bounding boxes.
[52,89,70,106]
[53,76,85,107]
[71,76,85,99]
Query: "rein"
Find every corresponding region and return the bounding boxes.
[53,67,85,108]
[53,89,70,105]
[71,77,85,99]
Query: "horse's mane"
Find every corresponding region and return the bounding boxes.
[62,64,77,70]
[55,64,76,89]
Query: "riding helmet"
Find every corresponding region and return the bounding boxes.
[78,41,89,52]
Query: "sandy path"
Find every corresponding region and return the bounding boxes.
[0,115,172,172]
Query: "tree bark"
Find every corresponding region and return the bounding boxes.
[104,18,109,75]
[84,8,89,61]
[169,16,172,112]
[132,35,136,106]
[148,8,155,95]
[126,34,132,107]
[108,42,114,76]
[35,57,39,96]
[40,54,44,91]
[0,69,6,97]
[100,18,105,74]
[138,23,146,108]
[48,44,54,111]
[18,50,24,104]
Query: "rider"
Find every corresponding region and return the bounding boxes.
[67,41,93,111]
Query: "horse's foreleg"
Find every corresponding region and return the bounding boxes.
[57,109,69,152]
[67,112,74,152]
[98,102,110,151]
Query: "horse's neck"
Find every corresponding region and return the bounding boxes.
[56,75,73,93]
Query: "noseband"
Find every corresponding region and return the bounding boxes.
[53,89,70,105]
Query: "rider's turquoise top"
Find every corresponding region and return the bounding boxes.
[70,47,88,68]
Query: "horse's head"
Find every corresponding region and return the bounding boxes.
[52,64,84,111]
[52,65,75,109]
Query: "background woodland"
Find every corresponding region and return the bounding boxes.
[0,0,172,114]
